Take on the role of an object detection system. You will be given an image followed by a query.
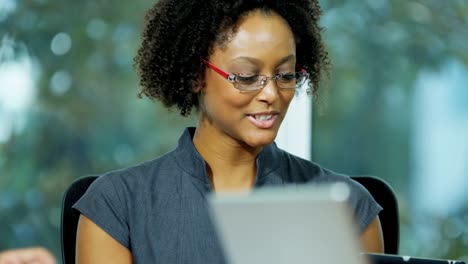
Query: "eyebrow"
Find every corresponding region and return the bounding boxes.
[229,55,296,68]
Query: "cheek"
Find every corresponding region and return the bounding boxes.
[201,77,251,115]
[281,91,295,108]
[204,90,251,117]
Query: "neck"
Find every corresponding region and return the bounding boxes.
[192,121,263,192]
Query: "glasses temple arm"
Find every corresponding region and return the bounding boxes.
[201,59,230,79]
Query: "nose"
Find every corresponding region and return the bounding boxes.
[256,76,280,105]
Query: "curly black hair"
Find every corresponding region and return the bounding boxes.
[134,0,330,116]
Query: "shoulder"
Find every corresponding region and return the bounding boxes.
[72,150,181,248]
[313,167,382,232]
[267,145,322,182]
[281,150,373,205]
[82,127,200,199]
[75,147,182,217]
[272,146,381,231]
[89,148,180,195]
[272,145,363,188]
[273,146,353,185]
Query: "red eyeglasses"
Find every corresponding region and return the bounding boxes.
[201,59,309,91]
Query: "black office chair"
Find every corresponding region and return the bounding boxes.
[351,175,399,254]
[61,175,98,264]
[61,175,399,263]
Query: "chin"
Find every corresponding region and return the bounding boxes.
[243,130,277,148]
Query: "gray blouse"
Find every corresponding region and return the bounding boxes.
[74,127,382,263]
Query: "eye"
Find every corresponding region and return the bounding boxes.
[278,73,296,82]
[236,74,259,85]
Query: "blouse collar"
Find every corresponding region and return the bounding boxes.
[174,127,282,190]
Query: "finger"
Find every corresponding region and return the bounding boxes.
[18,248,56,264]
[0,248,55,264]
[0,251,23,264]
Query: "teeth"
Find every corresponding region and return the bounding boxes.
[254,114,273,121]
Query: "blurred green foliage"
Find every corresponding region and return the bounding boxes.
[0,0,196,258]
[0,0,467,262]
[314,0,468,260]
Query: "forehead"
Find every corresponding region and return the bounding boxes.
[211,11,296,63]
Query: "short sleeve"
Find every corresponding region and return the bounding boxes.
[73,174,130,248]
[345,178,383,233]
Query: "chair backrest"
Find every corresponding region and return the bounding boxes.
[61,175,98,264]
[351,175,399,254]
[60,175,399,262]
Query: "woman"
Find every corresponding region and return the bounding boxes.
[74,0,384,263]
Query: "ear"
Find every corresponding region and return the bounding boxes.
[192,77,204,93]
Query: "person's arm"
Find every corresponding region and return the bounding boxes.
[360,216,384,253]
[0,247,56,264]
[76,214,133,264]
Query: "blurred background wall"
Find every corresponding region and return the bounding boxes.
[1,0,467,261]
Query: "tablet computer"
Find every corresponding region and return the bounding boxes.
[364,253,465,264]
[208,183,368,264]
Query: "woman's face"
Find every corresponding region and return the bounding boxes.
[199,10,296,148]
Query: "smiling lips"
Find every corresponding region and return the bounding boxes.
[246,112,280,129]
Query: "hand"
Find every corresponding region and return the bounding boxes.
[0,247,56,264]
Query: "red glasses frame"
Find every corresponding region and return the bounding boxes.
[201,58,309,91]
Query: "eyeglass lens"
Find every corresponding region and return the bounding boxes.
[234,73,307,91]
